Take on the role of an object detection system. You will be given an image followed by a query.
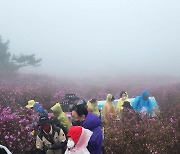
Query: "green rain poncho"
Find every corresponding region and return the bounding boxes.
[51,103,71,130]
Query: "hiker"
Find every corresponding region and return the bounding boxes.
[116,91,131,113]
[133,90,153,116]
[25,100,39,127]
[68,95,80,112]
[50,116,68,135]
[51,103,71,131]
[36,115,67,154]
[71,96,80,106]
[77,100,88,108]
[71,104,103,154]
[87,98,100,117]
[26,100,36,109]
[122,101,133,110]
[65,126,93,154]
[26,100,48,118]
[103,94,116,123]
[33,102,48,117]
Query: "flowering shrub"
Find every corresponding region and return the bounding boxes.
[0,74,180,153]
[104,105,180,154]
[0,105,37,153]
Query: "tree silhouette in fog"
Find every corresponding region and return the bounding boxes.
[0,36,42,73]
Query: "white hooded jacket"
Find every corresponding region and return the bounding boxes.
[65,127,93,154]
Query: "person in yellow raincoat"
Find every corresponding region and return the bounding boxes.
[87,98,100,117]
[51,103,71,131]
[116,91,131,113]
[103,94,116,123]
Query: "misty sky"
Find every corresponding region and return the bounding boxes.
[0,0,180,77]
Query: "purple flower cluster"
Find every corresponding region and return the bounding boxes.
[0,74,180,153]
[0,105,36,153]
[104,91,180,154]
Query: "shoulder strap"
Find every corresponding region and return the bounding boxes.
[38,130,43,140]
[42,129,56,144]
[52,125,61,136]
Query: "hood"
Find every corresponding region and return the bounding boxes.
[33,102,40,111]
[141,90,150,100]
[51,103,63,117]
[67,126,82,145]
[82,113,101,130]
[75,127,93,149]
[26,100,35,109]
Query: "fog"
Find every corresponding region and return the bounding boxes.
[0,0,180,78]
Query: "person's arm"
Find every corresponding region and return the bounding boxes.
[112,105,116,115]
[59,123,68,135]
[60,113,71,130]
[36,149,45,154]
[132,96,139,111]
[36,135,45,154]
[51,129,67,150]
[116,99,123,112]
[87,127,102,151]
[104,104,109,119]
[147,100,153,115]
[36,136,44,150]
[51,142,67,150]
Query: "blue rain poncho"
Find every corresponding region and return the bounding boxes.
[33,102,48,117]
[132,90,153,115]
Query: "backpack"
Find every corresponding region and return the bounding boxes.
[38,125,60,144]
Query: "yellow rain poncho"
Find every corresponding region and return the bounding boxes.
[116,92,131,113]
[103,101,116,123]
[102,94,116,123]
[87,101,100,117]
[116,98,131,112]
[51,103,70,130]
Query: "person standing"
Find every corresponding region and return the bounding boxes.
[87,98,100,117]
[65,126,93,154]
[36,115,67,154]
[103,94,116,123]
[71,104,103,154]
[116,91,131,113]
[51,103,71,131]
